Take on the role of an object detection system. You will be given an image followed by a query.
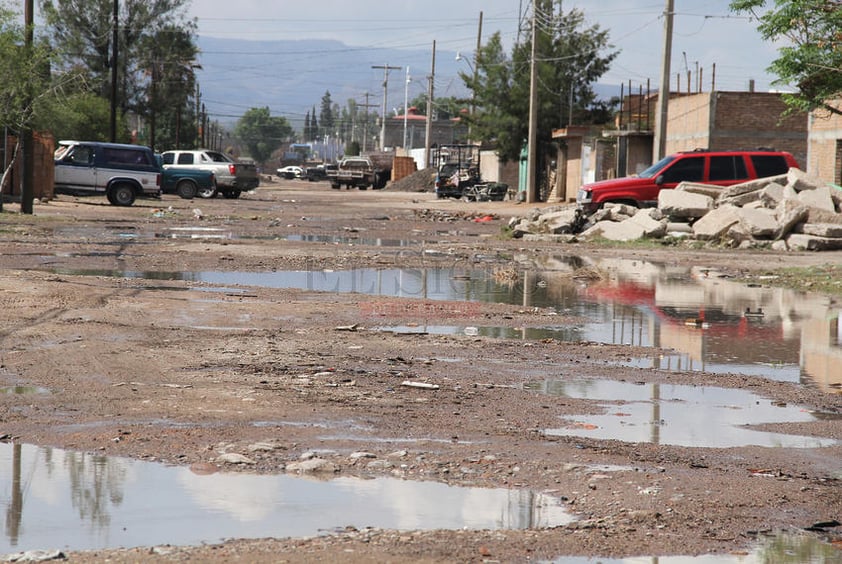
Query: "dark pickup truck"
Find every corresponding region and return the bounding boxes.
[160,166,216,199]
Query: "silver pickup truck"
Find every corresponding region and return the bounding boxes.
[160,149,259,199]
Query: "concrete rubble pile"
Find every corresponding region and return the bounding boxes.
[510,168,842,251]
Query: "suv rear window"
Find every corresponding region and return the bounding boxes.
[709,155,748,181]
[751,155,790,177]
[102,147,152,166]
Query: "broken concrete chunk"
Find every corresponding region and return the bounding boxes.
[796,185,836,212]
[721,174,785,198]
[737,207,778,239]
[775,199,810,239]
[628,208,668,238]
[658,189,714,219]
[785,233,842,251]
[798,223,842,238]
[692,204,740,240]
[787,167,826,193]
[759,182,786,208]
[675,181,724,199]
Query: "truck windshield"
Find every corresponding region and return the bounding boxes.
[637,155,676,179]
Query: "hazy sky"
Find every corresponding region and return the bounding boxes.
[187,0,783,93]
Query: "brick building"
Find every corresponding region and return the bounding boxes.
[807,100,842,184]
[551,90,809,203]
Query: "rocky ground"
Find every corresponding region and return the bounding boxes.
[0,176,840,563]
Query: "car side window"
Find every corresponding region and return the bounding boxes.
[66,146,93,165]
[709,156,748,181]
[162,153,175,165]
[661,156,704,183]
[177,153,194,165]
[751,155,789,177]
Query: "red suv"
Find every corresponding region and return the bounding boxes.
[576,149,800,214]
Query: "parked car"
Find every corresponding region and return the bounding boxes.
[54,141,161,206]
[304,164,337,182]
[576,149,800,214]
[157,156,216,199]
[277,165,304,179]
[160,149,259,199]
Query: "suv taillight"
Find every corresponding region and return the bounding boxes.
[156,173,161,187]
[228,164,236,175]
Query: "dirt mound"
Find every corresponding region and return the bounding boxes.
[388,167,436,192]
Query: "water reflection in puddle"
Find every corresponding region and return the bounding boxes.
[547,533,839,562]
[36,256,842,391]
[528,379,837,448]
[0,443,572,554]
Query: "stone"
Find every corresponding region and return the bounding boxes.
[692,204,741,240]
[285,457,339,474]
[721,174,785,198]
[775,199,810,239]
[658,189,714,219]
[603,202,639,218]
[216,453,257,465]
[580,219,646,242]
[759,182,786,208]
[786,167,825,193]
[628,208,667,238]
[797,184,836,212]
[539,209,579,234]
[799,223,842,238]
[675,181,724,199]
[785,233,842,251]
[738,207,778,239]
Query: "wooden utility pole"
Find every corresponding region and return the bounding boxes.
[372,64,401,150]
[358,93,377,153]
[653,0,674,161]
[424,41,436,169]
[526,0,538,203]
[110,0,118,142]
[20,0,35,214]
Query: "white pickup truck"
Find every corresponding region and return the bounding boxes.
[160,149,259,199]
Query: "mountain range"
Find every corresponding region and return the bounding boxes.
[195,36,625,130]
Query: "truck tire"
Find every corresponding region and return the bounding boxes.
[107,183,136,206]
[222,190,241,199]
[176,179,198,199]
[331,182,340,189]
[197,185,218,199]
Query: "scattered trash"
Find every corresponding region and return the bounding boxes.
[401,381,440,390]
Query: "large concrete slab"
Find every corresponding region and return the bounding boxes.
[658,189,714,219]
[692,204,740,240]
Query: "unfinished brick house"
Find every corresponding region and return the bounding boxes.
[807,100,842,185]
[551,90,808,203]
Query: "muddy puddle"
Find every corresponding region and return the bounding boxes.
[548,532,839,562]
[40,255,842,392]
[528,379,837,448]
[0,442,572,554]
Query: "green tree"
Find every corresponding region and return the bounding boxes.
[319,91,334,137]
[0,4,53,132]
[234,106,292,164]
[39,0,196,140]
[466,2,617,163]
[137,22,199,150]
[730,0,842,115]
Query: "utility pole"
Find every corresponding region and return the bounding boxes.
[403,67,410,151]
[470,11,483,142]
[424,40,436,169]
[20,0,34,214]
[526,0,538,203]
[110,0,118,143]
[653,0,674,162]
[372,64,401,151]
[358,93,377,154]
[195,83,201,148]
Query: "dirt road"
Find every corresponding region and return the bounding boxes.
[0,177,839,562]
